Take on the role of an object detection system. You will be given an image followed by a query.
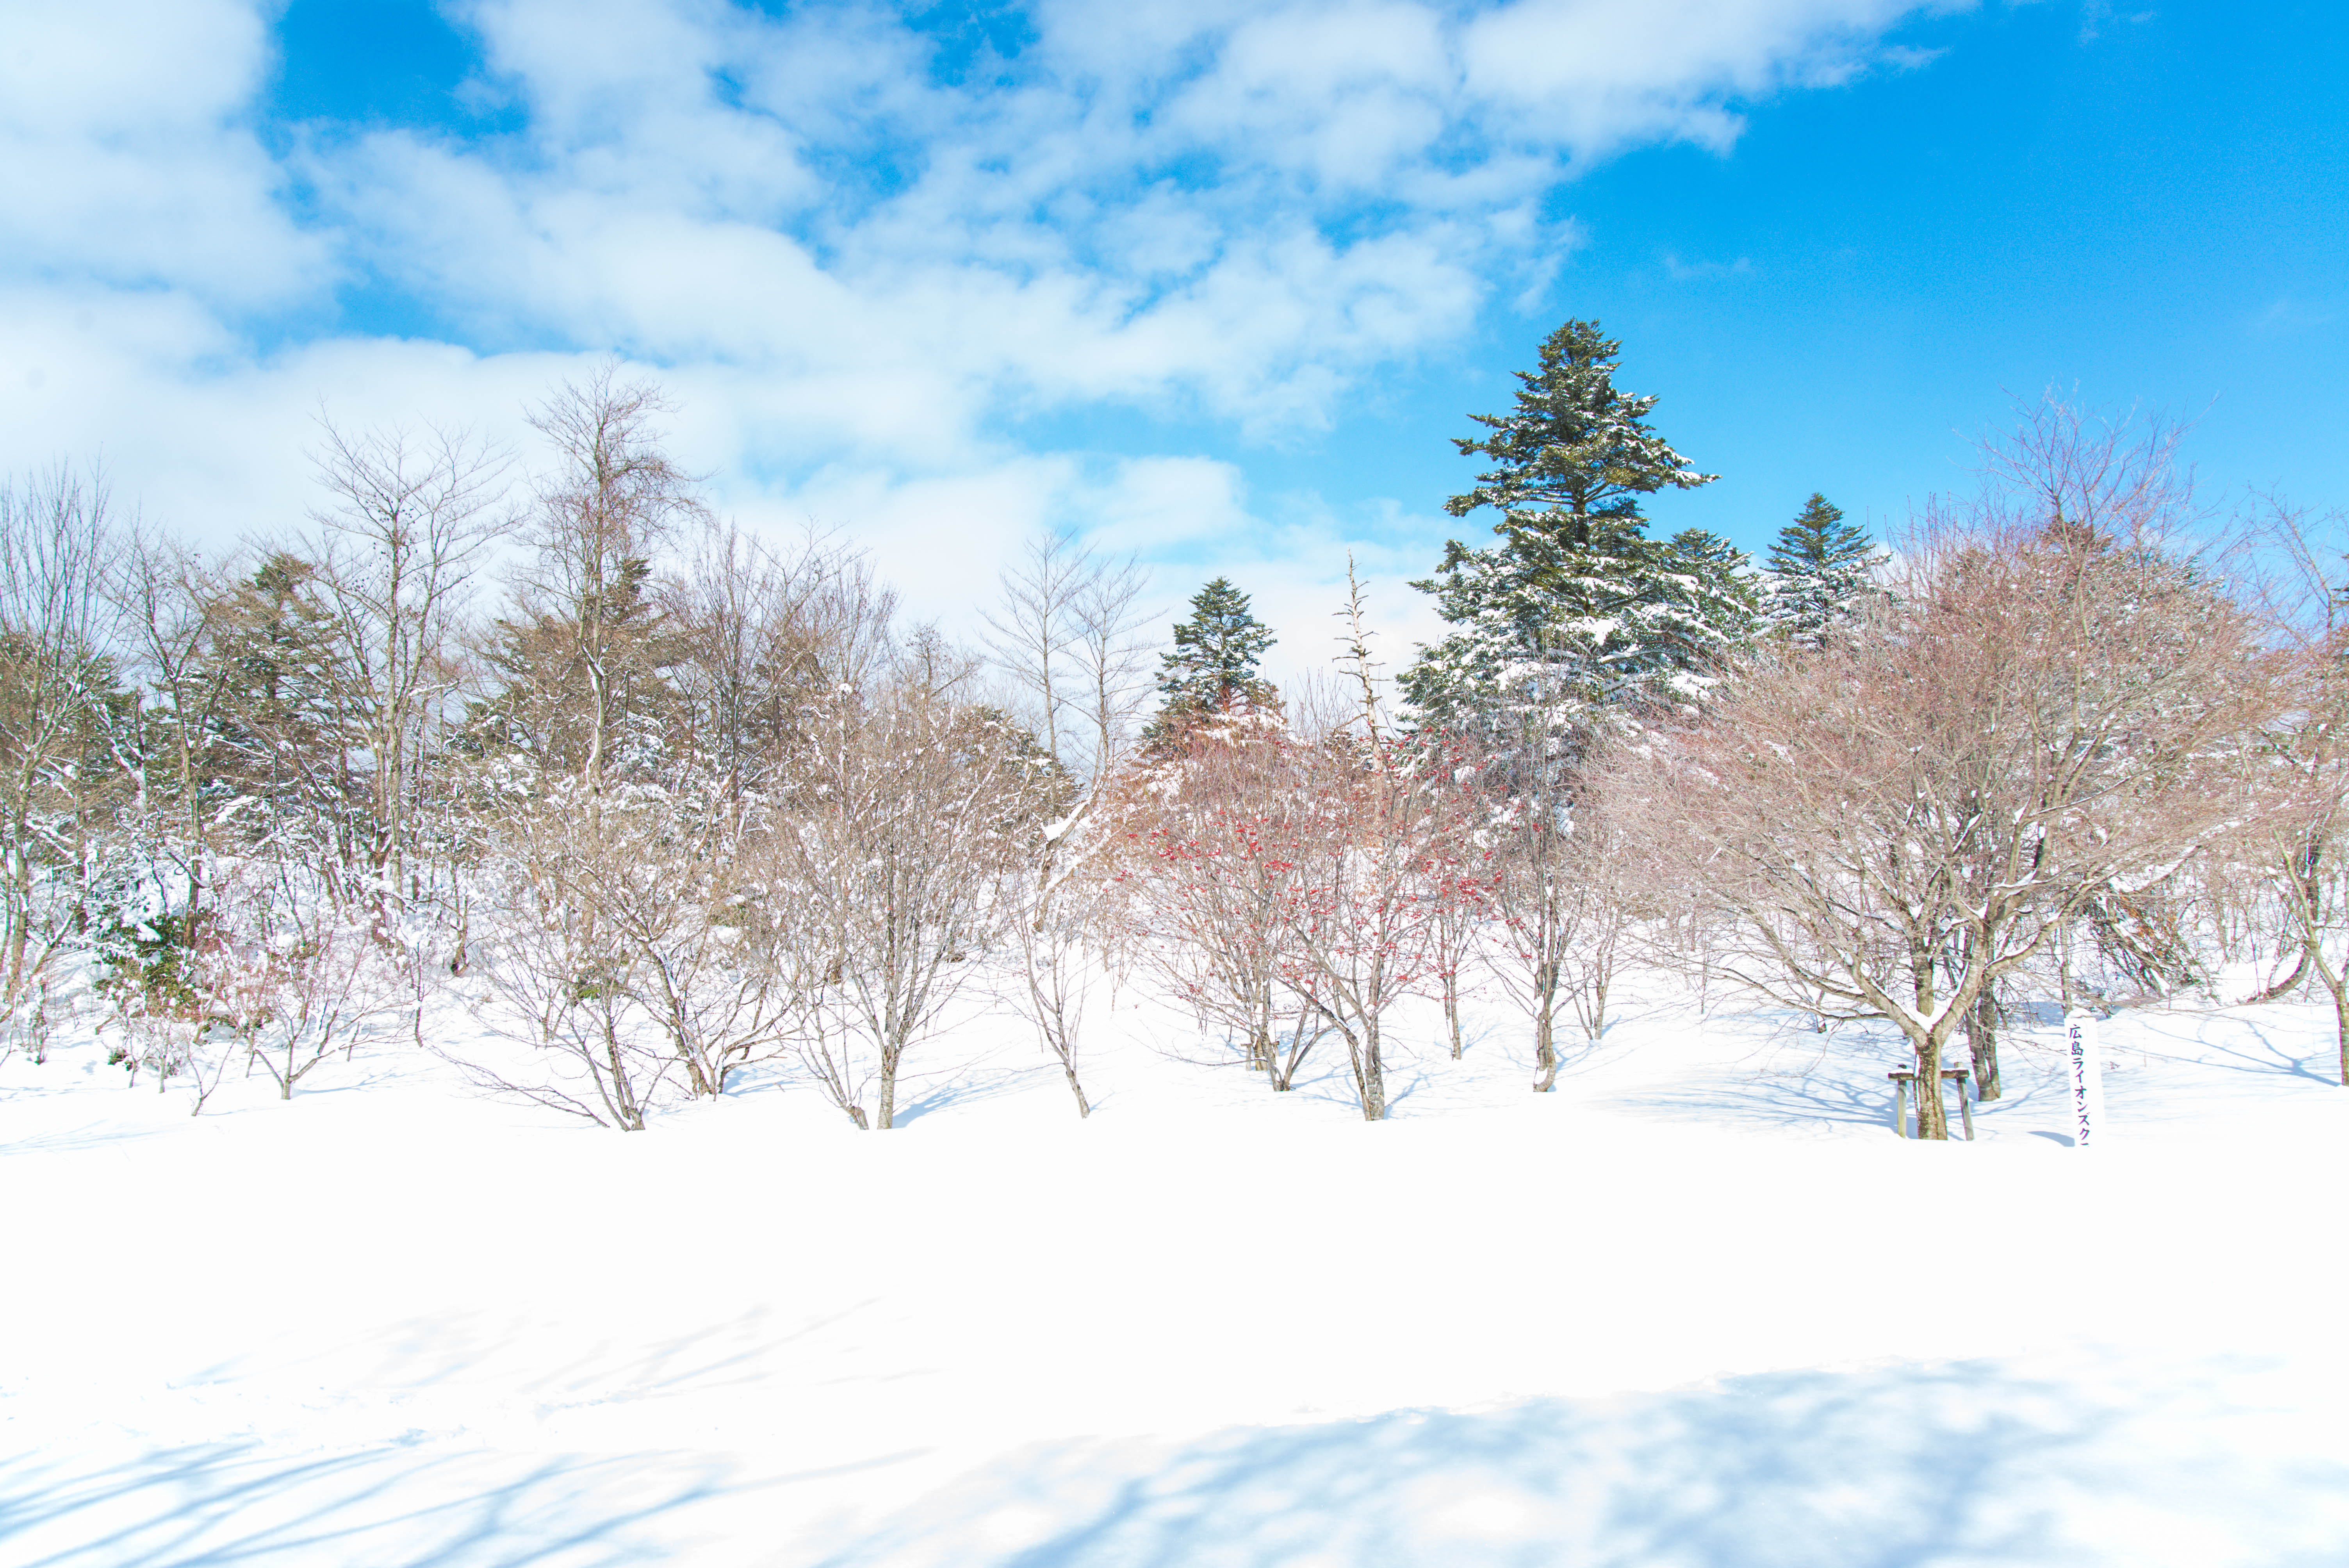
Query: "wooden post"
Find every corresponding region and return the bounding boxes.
[1945,1069,1975,1141]
[1887,1070,1911,1138]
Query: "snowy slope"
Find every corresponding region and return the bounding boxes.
[3,978,2345,1565]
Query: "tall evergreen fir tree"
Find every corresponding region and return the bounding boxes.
[1444,318,1718,546]
[1146,577,1277,745]
[1400,319,1757,766]
[1765,493,1881,647]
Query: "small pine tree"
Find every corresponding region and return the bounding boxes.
[1146,577,1277,744]
[1766,494,1880,647]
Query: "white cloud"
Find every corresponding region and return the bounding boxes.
[277,0,1955,440]
[1,0,1958,682]
[1459,0,1942,159]
[0,0,328,308]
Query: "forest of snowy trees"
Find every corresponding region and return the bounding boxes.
[4,328,2346,1139]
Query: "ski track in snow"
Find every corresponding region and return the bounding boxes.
[3,975,2345,1565]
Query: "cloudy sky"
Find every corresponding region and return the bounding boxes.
[3,0,2342,682]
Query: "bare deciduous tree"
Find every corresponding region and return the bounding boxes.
[1612,416,2281,1137]
[585,782,796,1099]
[987,535,1154,1119]
[1273,738,1479,1121]
[1,465,123,1026]
[985,533,1154,785]
[2238,495,2349,1084]
[114,528,246,934]
[663,522,828,804]
[472,782,674,1130]
[306,416,512,932]
[200,857,409,1101]
[1007,843,1111,1118]
[778,660,1046,1129]
[1118,715,1308,1086]
[508,365,706,802]
[1486,783,1631,1092]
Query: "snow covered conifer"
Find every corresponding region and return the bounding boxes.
[1400,320,1755,766]
[1146,577,1277,745]
[1766,493,1881,647]
[1442,318,1716,548]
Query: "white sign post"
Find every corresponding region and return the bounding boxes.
[2064,1009,2105,1147]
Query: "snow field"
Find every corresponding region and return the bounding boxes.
[3,979,2347,1564]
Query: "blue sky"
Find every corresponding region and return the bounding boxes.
[3,0,2341,676]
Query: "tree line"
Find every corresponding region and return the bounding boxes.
[3,335,2342,1137]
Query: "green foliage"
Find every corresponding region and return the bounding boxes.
[1766,494,1882,646]
[469,554,681,772]
[94,908,201,1017]
[1147,577,1278,745]
[1445,318,1717,547]
[1403,319,1754,767]
[186,551,372,854]
[957,704,1080,832]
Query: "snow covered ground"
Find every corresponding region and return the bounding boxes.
[4,975,2346,1565]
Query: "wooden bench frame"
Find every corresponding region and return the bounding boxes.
[1887,1068,1975,1140]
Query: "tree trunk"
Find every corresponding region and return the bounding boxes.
[2245,949,2307,1006]
[2335,986,2347,1089]
[1358,1021,1386,1122]
[1911,1033,1949,1140]
[1271,1000,1308,1091]
[1529,951,1562,1091]
[876,1043,898,1129]
[2058,921,2076,1014]
[602,1023,645,1130]
[1252,981,1276,1076]
[185,779,207,937]
[1968,987,2002,1102]
[4,801,31,996]
[2316,942,2349,1088]
[1064,1064,1091,1118]
[1443,972,1463,1060]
